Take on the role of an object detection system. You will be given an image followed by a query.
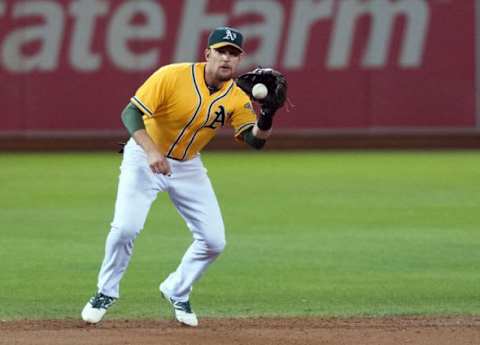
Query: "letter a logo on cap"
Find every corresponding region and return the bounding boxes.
[223,29,237,41]
[208,27,244,52]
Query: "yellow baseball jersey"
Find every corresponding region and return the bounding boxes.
[130,62,257,161]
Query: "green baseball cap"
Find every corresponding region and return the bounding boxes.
[208,26,244,52]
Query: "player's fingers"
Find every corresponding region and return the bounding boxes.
[150,160,171,176]
[152,159,166,174]
[150,163,160,174]
[160,160,172,176]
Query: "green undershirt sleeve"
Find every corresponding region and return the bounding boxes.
[241,127,266,150]
[121,103,145,135]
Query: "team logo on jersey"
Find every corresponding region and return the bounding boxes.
[206,105,226,129]
[223,29,237,41]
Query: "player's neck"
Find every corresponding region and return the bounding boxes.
[204,65,225,93]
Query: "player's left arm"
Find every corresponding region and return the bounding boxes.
[232,99,277,150]
[240,125,269,150]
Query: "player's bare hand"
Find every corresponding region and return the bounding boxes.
[147,150,171,176]
[131,130,171,175]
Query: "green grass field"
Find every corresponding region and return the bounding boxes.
[1,151,479,320]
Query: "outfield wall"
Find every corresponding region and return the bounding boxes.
[1,0,479,150]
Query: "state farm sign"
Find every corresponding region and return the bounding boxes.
[0,0,475,132]
[1,0,430,72]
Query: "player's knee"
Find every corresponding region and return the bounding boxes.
[205,236,226,255]
[111,224,141,241]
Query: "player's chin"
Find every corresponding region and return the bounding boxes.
[217,69,233,81]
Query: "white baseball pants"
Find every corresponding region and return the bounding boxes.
[96,138,225,302]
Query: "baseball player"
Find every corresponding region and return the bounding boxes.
[81,26,287,327]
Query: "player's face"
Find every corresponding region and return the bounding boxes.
[205,46,242,83]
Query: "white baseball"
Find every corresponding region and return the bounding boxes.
[252,83,268,100]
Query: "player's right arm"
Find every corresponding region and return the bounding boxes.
[121,103,171,176]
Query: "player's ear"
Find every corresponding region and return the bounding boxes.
[205,48,211,61]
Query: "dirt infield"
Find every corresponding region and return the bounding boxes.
[1,317,479,345]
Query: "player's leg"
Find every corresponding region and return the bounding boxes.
[82,139,163,323]
[159,157,225,326]
[97,167,158,298]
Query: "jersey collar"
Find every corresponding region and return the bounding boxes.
[198,63,233,96]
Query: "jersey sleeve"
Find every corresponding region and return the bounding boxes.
[229,89,257,140]
[130,66,174,117]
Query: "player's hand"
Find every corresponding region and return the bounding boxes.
[147,150,171,176]
[131,129,172,176]
[236,67,288,116]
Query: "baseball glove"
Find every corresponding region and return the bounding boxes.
[236,67,288,115]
